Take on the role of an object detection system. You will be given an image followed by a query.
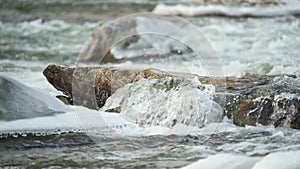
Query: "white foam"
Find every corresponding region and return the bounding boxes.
[153,2,300,17]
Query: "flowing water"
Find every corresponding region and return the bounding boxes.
[0,0,300,168]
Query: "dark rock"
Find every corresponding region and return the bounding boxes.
[225,75,300,129]
[43,64,74,97]
[56,95,72,105]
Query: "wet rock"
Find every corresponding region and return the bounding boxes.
[56,95,72,105]
[225,75,300,129]
[78,16,190,63]
[43,64,169,109]
[42,64,230,110]
[43,64,74,97]
[78,18,138,62]
[43,64,300,129]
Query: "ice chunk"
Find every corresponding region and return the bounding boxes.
[0,74,67,121]
[252,150,300,169]
[182,154,261,169]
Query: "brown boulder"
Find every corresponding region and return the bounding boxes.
[43,64,169,109]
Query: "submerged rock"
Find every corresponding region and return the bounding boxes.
[78,16,190,62]
[79,18,138,62]
[0,74,66,121]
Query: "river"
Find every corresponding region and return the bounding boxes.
[0,0,300,168]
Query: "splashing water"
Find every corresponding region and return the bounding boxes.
[101,76,223,129]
